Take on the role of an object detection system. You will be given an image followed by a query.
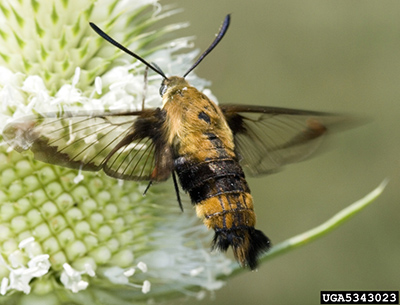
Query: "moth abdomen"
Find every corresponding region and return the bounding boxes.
[175,156,271,269]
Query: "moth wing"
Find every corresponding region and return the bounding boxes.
[220,104,349,176]
[2,109,173,181]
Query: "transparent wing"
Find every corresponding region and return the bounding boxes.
[103,136,156,180]
[2,109,172,181]
[220,104,350,176]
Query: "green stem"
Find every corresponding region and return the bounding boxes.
[223,179,388,279]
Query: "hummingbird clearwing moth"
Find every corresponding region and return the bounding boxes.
[3,15,348,269]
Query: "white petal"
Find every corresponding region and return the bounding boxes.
[141,280,151,294]
[18,237,35,250]
[0,278,9,295]
[137,262,147,273]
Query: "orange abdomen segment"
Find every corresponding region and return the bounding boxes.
[196,192,255,231]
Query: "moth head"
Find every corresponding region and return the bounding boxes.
[159,76,190,97]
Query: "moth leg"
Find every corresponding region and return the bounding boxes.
[143,180,152,196]
[172,171,183,212]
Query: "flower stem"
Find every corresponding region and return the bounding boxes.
[222,179,388,279]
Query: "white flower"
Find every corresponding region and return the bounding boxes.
[0,0,233,304]
[60,263,95,293]
[0,238,51,295]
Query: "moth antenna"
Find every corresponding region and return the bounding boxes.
[89,23,167,79]
[183,14,231,78]
[151,62,166,77]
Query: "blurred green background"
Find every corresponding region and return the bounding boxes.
[160,0,400,304]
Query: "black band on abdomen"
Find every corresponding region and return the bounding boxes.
[175,158,244,188]
[174,157,250,204]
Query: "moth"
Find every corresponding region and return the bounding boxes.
[3,15,346,269]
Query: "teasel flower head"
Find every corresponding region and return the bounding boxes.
[0,0,233,304]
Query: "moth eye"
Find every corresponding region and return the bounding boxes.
[159,84,168,97]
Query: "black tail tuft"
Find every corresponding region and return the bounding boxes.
[212,228,271,270]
